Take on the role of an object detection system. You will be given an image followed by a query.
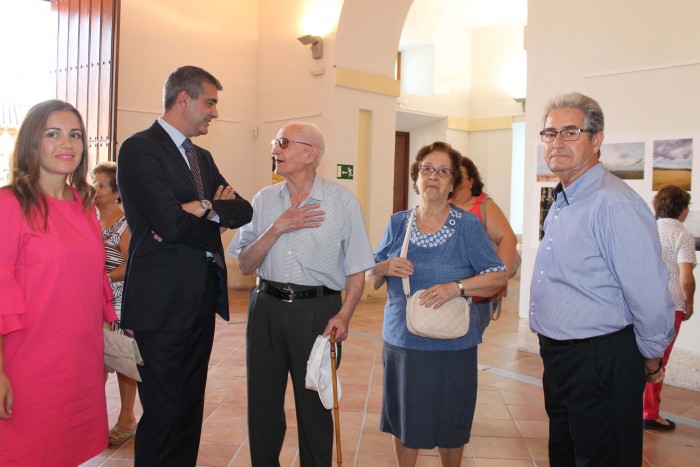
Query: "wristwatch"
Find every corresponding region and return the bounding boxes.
[455,280,465,296]
[200,199,212,218]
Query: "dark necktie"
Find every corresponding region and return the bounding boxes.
[182,138,225,268]
[182,138,205,198]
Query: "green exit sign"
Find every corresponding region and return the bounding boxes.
[337,164,354,180]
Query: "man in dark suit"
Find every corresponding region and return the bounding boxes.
[117,65,253,466]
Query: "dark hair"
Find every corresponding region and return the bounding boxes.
[460,156,484,196]
[410,141,463,198]
[543,92,604,156]
[10,99,93,230]
[92,161,118,193]
[163,65,223,110]
[654,185,691,219]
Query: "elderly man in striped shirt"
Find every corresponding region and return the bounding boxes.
[229,122,374,467]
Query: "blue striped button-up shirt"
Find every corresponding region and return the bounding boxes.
[529,163,675,358]
[229,175,375,291]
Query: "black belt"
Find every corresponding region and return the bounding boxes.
[538,325,632,347]
[257,279,340,302]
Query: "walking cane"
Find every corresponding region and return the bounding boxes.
[330,327,342,466]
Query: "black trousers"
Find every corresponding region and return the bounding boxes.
[246,285,342,467]
[132,264,218,467]
[540,325,646,467]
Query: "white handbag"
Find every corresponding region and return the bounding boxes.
[104,328,144,382]
[401,207,471,339]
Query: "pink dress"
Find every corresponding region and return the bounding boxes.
[0,187,117,467]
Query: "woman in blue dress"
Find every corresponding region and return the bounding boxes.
[366,141,507,466]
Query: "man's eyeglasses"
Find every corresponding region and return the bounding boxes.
[418,165,454,179]
[271,137,313,149]
[539,128,594,143]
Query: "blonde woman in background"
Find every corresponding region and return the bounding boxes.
[93,161,138,445]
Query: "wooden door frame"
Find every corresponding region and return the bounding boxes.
[393,131,410,213]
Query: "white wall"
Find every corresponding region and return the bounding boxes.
[470,22,526,119]
[116,0,260,287]
[468,129,513,218]
[522,0,700,389]
[399,20,526,220]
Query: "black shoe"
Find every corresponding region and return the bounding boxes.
[643,418,676,431]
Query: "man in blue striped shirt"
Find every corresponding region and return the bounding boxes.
[229,122,375,466]
[530,92,675,466]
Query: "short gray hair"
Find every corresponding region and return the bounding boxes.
[163,66,223,110]
[542,92,604,134]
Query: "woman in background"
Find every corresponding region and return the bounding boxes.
[93,162,138,445]
[643,185,696,430]
[0,100,116,466]
[451,156,518,335]
[367,141,507,466]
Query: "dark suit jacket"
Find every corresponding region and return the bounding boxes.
[117,121,252,331]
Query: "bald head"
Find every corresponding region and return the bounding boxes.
[282,122,325,167]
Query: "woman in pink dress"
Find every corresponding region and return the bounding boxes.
[0,100,117,466]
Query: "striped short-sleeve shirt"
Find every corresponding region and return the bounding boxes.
[229,175,375,290]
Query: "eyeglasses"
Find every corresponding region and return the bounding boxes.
[539,128,594,143]
[271,137,313,149]
[418,165,454,178]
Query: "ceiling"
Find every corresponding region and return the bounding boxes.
[400,0,527,49]
[395,0,527,131]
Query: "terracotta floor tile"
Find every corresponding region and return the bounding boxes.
[643,442,700,466]
[471,418,522,437]
[476,389,506,404]
[664,386,700,406]
[500,389,545,406]
[475,402,512,420]
[644,424,700,447]
[678,404,700,421]
[203,386,234,404]
[200,420,248,444]
[356,431,396,453]
[515,420,549,438]
[523,437,549,462]
[475,459,538,467]
[79,457,108,467]
[196,441,238,467]
[354,451,398,466]
[507,403,549,421]
[470,436,531,459]
[99,460,137,467]
[207,403,248,424]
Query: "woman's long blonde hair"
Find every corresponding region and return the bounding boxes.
[8,99,94,230]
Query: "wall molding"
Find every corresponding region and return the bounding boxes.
[118,107,242,124]
[448,115,514,132]
[336,67,400,97]
[583,60,700,79]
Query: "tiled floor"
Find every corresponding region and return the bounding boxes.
[89,279,700,466]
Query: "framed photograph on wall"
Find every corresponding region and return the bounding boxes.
[600,142,645,180]
[652,138,692,191]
